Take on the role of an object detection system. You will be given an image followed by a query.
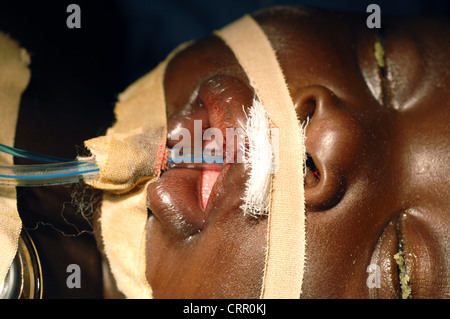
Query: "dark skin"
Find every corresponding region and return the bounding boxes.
[8,5,448,299]
[145,7,450,298]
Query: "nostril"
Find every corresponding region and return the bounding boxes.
[296,97,316,125]
[295,85,351,212]
[304,155,345,211]
[294,85,337,124]
[304,154,320,188]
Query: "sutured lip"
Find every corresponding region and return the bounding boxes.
[147,74,254,238]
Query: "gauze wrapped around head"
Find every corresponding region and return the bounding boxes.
[83,43,189,298]
[85,15,306,298]
[0,33,31,288]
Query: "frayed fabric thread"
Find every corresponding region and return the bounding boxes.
[240,99,308,219]
[240,99,274,218]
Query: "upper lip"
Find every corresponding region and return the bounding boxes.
[147,74,253,238]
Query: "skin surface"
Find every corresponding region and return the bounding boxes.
[145,7,450,298]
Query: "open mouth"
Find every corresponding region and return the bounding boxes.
[147,74,254,237]
[200,168,222,211]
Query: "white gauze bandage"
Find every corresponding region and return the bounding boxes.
[240,98,274,218]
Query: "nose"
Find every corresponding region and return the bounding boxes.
[294,85,365,211]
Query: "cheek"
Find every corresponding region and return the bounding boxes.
[295,85,396,297]
[145,209,267,298]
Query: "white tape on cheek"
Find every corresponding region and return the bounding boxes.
[215,15,306,299]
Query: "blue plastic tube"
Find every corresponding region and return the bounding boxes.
[0,143,99,187]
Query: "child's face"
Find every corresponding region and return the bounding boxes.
[145,8,450,298]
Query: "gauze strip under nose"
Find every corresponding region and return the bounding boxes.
[215,15,306,299]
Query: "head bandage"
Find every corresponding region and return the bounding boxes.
[216,15,306,298]
[84,43,189,298]
[0,33,31,287]
[84,14,306,299]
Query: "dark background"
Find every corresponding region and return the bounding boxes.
[0,0,448,299]
[1,1,449,96]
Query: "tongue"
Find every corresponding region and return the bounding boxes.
[200,169,221,210]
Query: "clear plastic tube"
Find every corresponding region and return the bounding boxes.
[0,143,100,187]
[0,143,72,163]
[167,160,223,171]
[0,157,100,187]
[0,144,225,187]
[166,150,224,171]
